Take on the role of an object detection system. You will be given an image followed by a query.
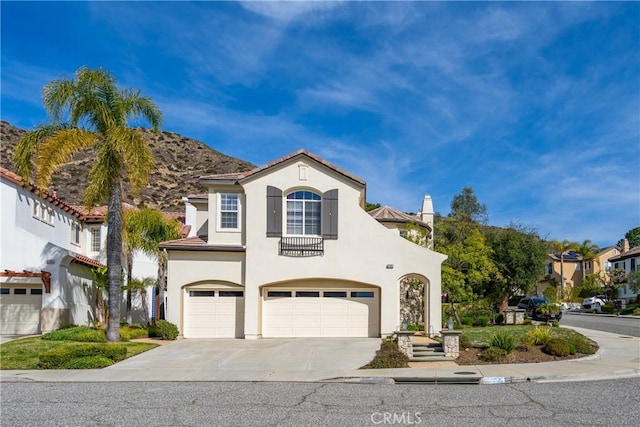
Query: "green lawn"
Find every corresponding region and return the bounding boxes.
[0,336,158,370]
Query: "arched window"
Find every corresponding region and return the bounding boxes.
[286,191,321,235]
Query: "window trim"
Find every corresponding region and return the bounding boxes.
[217,193,241,232]
[90,227,102,253]
[71,221,82,246]
[285,190,322,237]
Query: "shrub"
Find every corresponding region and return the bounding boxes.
[490,331,516,354]
[473,316,490,327]
[459,334,472,349]
[74,330,108,343]
[38,343,127,369]
[460,316,474,326]
[480,347,507,362]
[494,313,504,325]
[120,326,148,340]
[362,339,409,369]
[524,326,553,346]
[64,355,114,369]
[543,338,570,357]
[600,302,615,314]
[42,326,95,341]
[567,335,595,355]
[127,323,145,330]
[148,320,179,340]
[523,318,532,325]
[407,323,424,331]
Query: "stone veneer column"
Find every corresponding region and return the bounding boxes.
[440,330,462,358]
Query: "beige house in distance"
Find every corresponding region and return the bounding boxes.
[535,245,621,296]
[161,150,447,339]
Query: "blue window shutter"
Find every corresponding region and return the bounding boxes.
[322,189,338,240]
[266,186,282,237]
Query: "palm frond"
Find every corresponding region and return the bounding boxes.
[32,128,96,188]
[108,127,155,194]
[83,142,123,208]
[42,79,77,124]
[13,124,67,183]
[119,90,163,130]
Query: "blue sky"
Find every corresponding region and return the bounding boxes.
[2,1,639,247]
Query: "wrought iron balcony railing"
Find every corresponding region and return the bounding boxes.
[279,236,324,257]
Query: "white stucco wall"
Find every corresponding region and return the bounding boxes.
[1,177,97,331]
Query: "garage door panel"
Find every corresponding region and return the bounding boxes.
[184,290,244,338]
[262,288,379,338]
[0,289,42,335]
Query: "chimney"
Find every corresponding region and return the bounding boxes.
[420,195,434,250]
[622,238,630,253]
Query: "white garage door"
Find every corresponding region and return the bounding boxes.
[183,289,244,338]
[0,286,42,335]
[262,289,379,338]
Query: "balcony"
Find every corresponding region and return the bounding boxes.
[279,236,324,257]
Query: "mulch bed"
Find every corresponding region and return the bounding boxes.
[455,344,596,365]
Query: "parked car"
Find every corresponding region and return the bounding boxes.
[583,295,608,310]
[517,296,563,321]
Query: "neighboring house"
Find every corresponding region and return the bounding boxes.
[70,204,184,323]
[535,245,621,296]
[161,149,447,339]
[0,167,104,334]
[609,239,640,302]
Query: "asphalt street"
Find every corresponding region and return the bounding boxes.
[2,378,640,426]
[561,312,640,337]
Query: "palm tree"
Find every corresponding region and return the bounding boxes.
[14,67,162,342]
[576,240,600,281]
[550,240,579,301]
[123,208,181,322]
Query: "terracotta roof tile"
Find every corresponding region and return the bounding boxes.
[368,205,431,230]
[609,246,640,261]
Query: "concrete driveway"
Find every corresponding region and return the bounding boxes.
[97,337,381,382]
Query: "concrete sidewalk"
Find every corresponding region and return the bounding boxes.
[1,327,638,384]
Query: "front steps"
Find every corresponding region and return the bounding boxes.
[410,342,454,362]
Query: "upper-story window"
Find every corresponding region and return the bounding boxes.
[584,261,591,270]
[32,201,54,225]
[71,221,81,245]
[90,227,102,252]
[286,191,321,235]
[218,193,240,231]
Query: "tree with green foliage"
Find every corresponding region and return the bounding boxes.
[435,217,499,322]
[627,270,640,297]
[486,225,548,312]
[365,202,381,212]
[624,227,640,248]
[549,239,580,300]
[572,273,605,299]
[14,67,162,341]
[576,240,600,280]
[123,208,182,322]
[449,187,488,224]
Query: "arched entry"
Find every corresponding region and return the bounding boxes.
[399,274,429,329]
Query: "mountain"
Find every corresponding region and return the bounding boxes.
[0,121,255,210]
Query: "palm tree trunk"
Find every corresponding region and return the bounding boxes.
[106,183,123,342]
[560,254,565,301]
[156,251,166,320]
[125,251,133,324]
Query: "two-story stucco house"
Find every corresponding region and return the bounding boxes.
[610,239,640,302]
[0,167,105,334]
[161,150,447,339]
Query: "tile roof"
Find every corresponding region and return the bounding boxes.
[609,246,640,261]
[368,205,431,230]
[1,167,86,220]
[200,149,366,187]
[159,236,245,252]
[72,254,105,269]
